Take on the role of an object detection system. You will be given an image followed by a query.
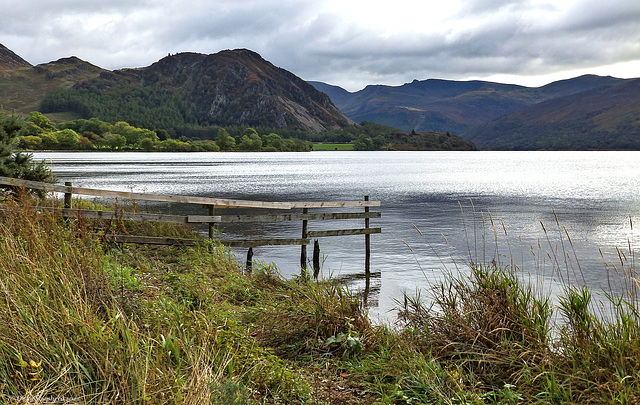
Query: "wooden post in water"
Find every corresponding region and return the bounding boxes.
[364,195,371,278]
[363,195,372,305]
[300,208,309,274]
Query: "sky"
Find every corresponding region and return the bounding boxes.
[1,0,639,92]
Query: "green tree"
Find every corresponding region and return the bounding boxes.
[39,132,59,149]
[105,133,127,150]
[55,129,80,148]
[111,121,158,147]
[0,111,53,182]
[262,133,283,150]
[216,128,235,151]
[192,140,220,152]
[20,135,43,150]
[28,111,56,131]
[158,139,191,151]
[353,135,374,150]
[238,128,262,151]
[19,121,45,137]
[140,137,156,151]
[60,117,109,136]
[372,135,386,149]
[112,121,142,146]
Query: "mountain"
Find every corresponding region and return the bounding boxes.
[463,78,640,150]
[0,54,106,112]
[0,43,32,70]
[0,45,351,133]
[310,75,628,134]
[38,49,352,133]
[3,42,638,149]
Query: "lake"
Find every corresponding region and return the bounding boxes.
[33,150,640,322]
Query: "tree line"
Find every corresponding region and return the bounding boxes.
[8,108,476,156]
[16,112,311,152]
[40,85,476,151]
[317,121,477,151]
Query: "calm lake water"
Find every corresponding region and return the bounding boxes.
[33,151,640,322]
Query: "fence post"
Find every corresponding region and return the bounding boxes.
[64,182,73,209]
[63,182,73,222]
[207,204,216,239]
[245,247,253,274]
[364,195,371,278]
[300,207,308,274]
[313,239,320,279]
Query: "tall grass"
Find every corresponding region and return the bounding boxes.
[0,197,236,403]
[0,196,369,403]
[4,193,640,403]
[391,202,640,403]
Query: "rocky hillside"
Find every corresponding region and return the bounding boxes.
[0,43,32,70]
[39,49,352,133]
[0,45,352,133]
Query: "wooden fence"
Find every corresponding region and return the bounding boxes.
[0,176,381,276]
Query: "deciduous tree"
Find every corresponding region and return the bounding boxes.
[216,128,236,150]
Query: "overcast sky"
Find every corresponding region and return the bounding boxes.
[1,0,639,91]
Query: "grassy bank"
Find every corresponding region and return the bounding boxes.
[1,196,640,404]
[312,143,354,151]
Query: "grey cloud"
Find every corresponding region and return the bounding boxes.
[461,0,532,15]
[0,0,637,90]
[555,0,640,32]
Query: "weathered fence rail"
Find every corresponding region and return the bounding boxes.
[0,176,381,275]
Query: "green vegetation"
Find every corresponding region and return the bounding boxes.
[0,110,53,182]
[315,122,476,151]
[14,112,311,152]
[14,111,476,153]
[1,186,640,403]
[0,197,369,404]
[40,84,193,132]
[311,143,354,151]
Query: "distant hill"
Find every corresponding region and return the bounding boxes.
[463,78,640,150]
[0,43,32,70]
[310,75,629,135]
[0,55,106,113]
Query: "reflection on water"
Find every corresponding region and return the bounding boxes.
[34,151,640,322]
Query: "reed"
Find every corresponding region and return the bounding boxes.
[389,202,640,403]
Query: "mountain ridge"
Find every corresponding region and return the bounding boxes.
[2,43,639,149]
[310,74,639,149]
[309,74,631,133]
[1,45,352,133]
[0,43,32,70]
[463,78,640,150]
